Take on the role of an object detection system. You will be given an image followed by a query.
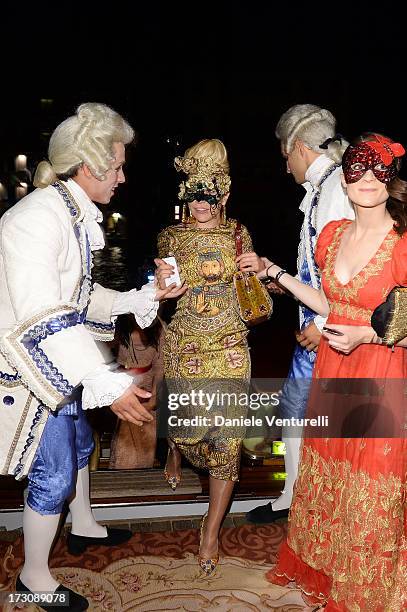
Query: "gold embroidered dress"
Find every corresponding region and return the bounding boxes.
[267,219,407,611]
[158,219,253,481]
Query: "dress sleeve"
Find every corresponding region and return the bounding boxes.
[157,228,171,258]
[391,232,407,285]
[315,219,346,271]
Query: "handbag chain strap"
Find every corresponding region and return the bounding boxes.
[234,221,251,289]
[234,221,243,257]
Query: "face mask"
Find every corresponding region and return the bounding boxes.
[184,189,220,207]
[342,136,405,184]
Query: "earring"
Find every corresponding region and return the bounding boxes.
[221,204,227,225]
[182,203,190,224]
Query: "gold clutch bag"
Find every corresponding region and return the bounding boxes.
[371,286,407,346]
[233,222,273,326]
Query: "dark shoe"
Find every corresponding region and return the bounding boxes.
[67,527,132,555]
[16,575,89,611]
[245,502,289,524]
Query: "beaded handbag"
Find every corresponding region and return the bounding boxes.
[371,286,407,346]
[232,223,273,326]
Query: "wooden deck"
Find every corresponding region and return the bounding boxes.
[0,459,284,513]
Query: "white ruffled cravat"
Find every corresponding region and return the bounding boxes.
[65,179,106,251]
[82,200,105,251]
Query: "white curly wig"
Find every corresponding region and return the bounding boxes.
[275,104,348,163]
[34,102,134,188]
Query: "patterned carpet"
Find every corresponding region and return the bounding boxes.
[0,522,313,611]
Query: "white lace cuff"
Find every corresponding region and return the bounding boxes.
[112,282,158,328]
[81,364,134,410]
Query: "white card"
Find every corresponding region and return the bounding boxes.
[163,256,182,287]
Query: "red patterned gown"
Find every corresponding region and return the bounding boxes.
[267,220,407,611]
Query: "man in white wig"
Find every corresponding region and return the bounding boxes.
[246,104,354,524]
[0,102,184,611]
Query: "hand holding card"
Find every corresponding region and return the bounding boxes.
[162,256,182,287]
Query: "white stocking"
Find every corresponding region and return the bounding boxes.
[68,465,107,537]
[272,433,302,511]
[20,505,60,592]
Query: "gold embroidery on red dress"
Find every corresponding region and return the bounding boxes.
[287,445,407,609]
[325,221,399,310]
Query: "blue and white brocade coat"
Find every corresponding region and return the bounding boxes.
[1,180,129,478]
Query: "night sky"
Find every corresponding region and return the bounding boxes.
[1,3,406,277]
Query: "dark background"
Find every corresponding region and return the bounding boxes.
[1,3,406,373]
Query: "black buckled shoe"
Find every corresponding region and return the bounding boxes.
[245,502,289,524]
[16,575,89,611]
[67,527,132,555]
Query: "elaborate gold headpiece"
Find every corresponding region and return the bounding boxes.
[174,155,231,202]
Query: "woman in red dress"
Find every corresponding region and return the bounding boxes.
[257,133,407,610]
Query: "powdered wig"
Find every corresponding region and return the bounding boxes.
[275,104,348,164]
[184,139,230,174]
[33,102,134,188]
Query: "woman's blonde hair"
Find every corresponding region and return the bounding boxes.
[33,102,134,188]
[275,104,348,163]
[184,139,229,173]
[175,138,231,200]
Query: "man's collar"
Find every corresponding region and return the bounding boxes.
[63,179,102,223]
[304,154,336,188]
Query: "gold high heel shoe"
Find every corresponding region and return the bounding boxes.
[163,445,182,491]
[198,512,219,576]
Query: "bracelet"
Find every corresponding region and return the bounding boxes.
[370,331,383,345]
[260,264,276,284]
[275,269,287,282]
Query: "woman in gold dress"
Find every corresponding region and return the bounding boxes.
[156,139,265,575]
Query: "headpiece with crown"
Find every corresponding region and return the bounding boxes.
[198,250,222,262]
